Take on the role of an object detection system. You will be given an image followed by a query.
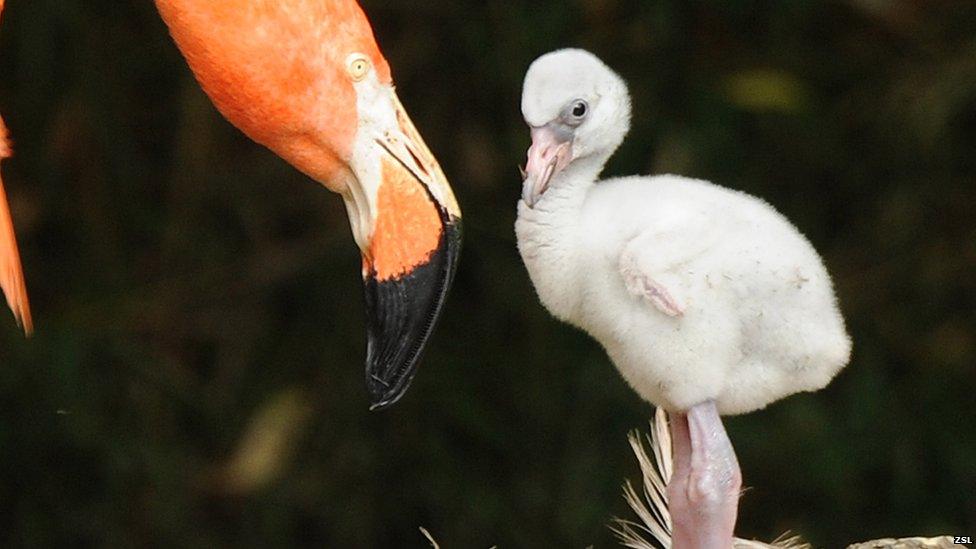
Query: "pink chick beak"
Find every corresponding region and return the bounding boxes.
[521,124,573,207]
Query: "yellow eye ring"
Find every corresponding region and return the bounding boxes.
[347,54,371,81]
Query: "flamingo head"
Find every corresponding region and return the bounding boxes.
[520,49,631,207]
[156,0,461,409]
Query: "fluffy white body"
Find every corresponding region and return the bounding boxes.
[516,50,850,415]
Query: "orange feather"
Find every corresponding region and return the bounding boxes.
[0,0,32,334]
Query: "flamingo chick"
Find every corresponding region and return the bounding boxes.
[155,0,461,409]
[516,49,850,547]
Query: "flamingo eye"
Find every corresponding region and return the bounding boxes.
[571,101,588,118]
[563,99,589,126]
[347,54,371,81]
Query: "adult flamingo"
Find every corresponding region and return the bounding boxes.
[155,0,463,409]
[2,0,461,408]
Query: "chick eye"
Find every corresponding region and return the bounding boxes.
[347,54,371,81]
[571,100,588,118]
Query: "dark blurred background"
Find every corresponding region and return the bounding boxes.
[0,0,974,546]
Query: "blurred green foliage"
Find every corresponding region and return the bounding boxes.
[0,0,974,546]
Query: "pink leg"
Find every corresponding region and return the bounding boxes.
[667,401,742,549]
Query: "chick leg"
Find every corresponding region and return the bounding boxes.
[668,401,741,548]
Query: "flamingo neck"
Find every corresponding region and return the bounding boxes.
[515,153,608,323]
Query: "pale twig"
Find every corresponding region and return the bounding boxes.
[419,527,440,549]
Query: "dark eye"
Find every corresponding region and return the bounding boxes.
[571,100,588,118]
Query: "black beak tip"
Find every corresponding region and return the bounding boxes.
[366,368,417,411]
[361,217,462,411]
[367,391,404,412]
